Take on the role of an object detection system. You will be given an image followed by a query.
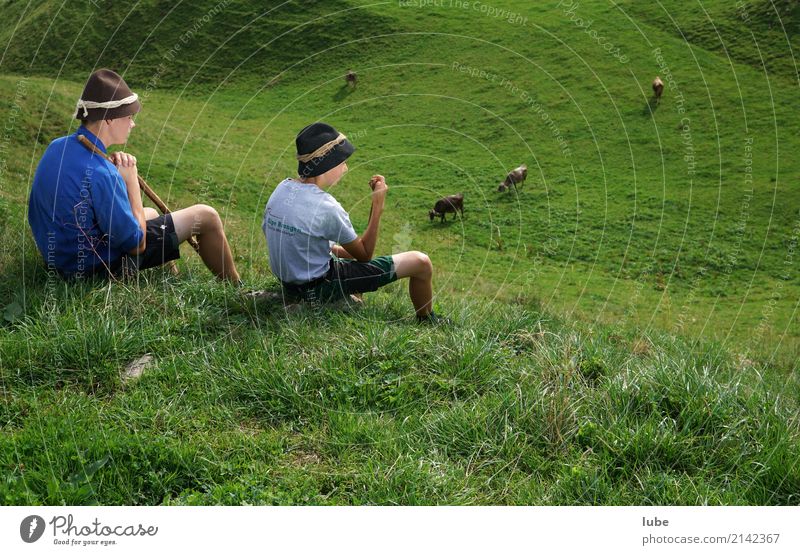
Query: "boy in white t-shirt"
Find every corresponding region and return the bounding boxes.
[263,122,444,323]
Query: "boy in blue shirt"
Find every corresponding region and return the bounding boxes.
[28,69,240,281]
[264,122,444,323]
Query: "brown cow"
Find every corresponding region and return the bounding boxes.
[345,70,358,88]
[652,76,664,101]
[429,193,464,223]
[497,164,527,192]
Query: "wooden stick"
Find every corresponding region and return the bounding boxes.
[77,134,200,253]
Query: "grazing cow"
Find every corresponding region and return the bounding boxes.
[497,164,527,192]
[429,193,464,223]
[652,76,664,101]
[345,70,357,88]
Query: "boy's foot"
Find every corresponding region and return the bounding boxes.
[284,302,303,314]
[241,289,282,302]
[329,294,365,310]
[417,311,451,325]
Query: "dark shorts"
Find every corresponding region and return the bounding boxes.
[58,214,181,280]
[111,214,181,277]
[282,255,397,303]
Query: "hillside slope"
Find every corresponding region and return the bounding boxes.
[0,0,399,86]
[1,276,798,505]
[2,0,798,360]
[0,1,798,505]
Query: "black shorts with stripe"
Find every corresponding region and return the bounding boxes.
[116,213,181,275]
[281,255,397,303]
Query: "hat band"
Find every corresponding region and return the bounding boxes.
[296,133,347,163]
[73,93,139,118]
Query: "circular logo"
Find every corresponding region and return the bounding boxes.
[20,515,45,543]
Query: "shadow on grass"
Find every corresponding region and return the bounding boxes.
[642,97,660,115]
[332,84,354,102]
[428,215,464,226]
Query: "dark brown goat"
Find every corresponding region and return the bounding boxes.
[429,193,464,223]
[345,70,358,88]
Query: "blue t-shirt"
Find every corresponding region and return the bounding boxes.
[263,178,358,284]
[28,127,144,278]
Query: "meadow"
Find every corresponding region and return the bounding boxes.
[0,0,798,504]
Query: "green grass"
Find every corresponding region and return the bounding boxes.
[2,274,798,504]
[1,0,799,504]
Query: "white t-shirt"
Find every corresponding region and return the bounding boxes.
[263,178,358,284]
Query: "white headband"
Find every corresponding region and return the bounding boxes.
[73,93,139,118]
[296,133,347,163]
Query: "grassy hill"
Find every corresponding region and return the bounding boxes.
[2,276,798,504]
[0,0,398,86]
[1,0,799,504]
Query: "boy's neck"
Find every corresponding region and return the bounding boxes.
[298,176,327,189]
[83,122,113,149]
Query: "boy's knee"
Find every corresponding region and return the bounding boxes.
[195,204,222,227]
[412,251,432,277]
[143,207,159,220]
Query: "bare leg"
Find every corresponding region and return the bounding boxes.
[392,251,433,317]
[171,204,240,282]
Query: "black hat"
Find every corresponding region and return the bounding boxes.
[296,122,355,178]
[73,69,141,121]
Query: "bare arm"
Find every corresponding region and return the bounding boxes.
[340,175,388,262]
[111,151,147,255]
[331,244,354,259]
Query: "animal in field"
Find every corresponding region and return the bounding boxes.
[429,193,464,223]
[345,70,357,88]
[652,76,664,101]
[497,164,527,192]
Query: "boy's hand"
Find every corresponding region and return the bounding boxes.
[110,151,138,184]
[110,151,137,168]
[369,175,388,200]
